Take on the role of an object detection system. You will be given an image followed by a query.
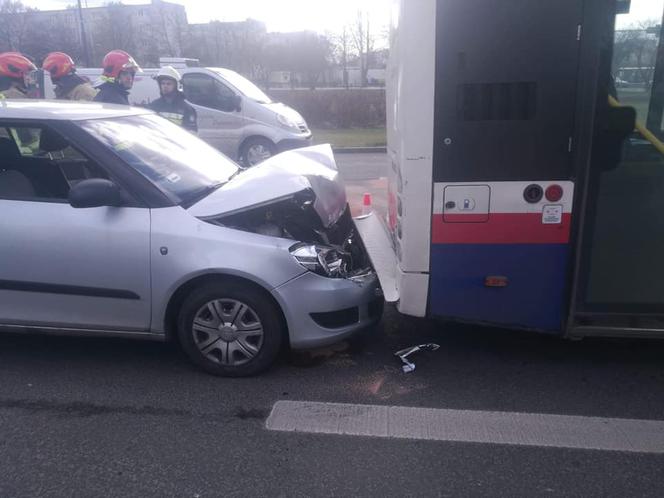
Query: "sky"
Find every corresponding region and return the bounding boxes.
[21,0,392,34]
[20,0,662,35]
[616,0,663,28]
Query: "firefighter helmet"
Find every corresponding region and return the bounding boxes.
[42,52,76,80]
[0,52,37,81]
[101,50,141,81]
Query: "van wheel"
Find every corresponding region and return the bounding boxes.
[177,281,284,377]
[241,137,275,167]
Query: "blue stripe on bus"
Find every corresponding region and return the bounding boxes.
[429,244,570,332]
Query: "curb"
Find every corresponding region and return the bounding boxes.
[332,146,387,154]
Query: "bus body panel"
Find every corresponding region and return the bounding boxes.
[424,0,583,331]
[380,0,664,338]
[387,0,436,314]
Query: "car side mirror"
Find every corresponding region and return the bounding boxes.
[233,95,242,112]
[69,179,122,208]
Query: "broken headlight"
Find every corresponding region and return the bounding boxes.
[290,243,348,278]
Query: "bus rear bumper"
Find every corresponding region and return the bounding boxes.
[354,212,399,303]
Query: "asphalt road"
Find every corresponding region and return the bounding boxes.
[336,152,389,218]
[1,153,663,497]
[335,152,389,181]
[1,307,663,497]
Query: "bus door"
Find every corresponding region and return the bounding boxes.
[429,0,582,332]
[571,0,664,337]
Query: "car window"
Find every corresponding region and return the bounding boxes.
[79,114,238,206]
[9,127,41,156]
[214,69,272,104]
[183,73,237,111]
[0,125,108,202]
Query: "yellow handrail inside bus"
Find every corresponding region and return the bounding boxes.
[608,94,664,156]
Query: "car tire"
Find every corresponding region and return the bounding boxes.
[241,137,276,167]
[177,281,284,377]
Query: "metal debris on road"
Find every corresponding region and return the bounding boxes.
[394,343,440,373]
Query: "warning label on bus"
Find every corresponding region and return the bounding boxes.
[542,205,563,224]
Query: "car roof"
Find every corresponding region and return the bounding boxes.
[0,99,152,121]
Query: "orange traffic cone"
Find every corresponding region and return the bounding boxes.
[362,192,372,216]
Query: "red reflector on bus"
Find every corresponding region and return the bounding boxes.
[485,276,508,288]
[545,184,563,202]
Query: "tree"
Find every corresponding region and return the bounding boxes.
[331,27,353,88]
[18,17,51,63]
[46,16,85,64]
[350,9,375,87]
[0,0,36,52]
[294,32,332,89]
[613,20,660,87]
[92,3,136,64]
[259,32,332,90]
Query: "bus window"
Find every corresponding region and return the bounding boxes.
[580,0,664,313]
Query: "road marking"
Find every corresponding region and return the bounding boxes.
[265,401,664,454]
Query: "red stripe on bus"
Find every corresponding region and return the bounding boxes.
[432,213,572,244]
[443,214,490,223]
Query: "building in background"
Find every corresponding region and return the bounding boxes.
[0,0,187,66]
[0,0,386,88]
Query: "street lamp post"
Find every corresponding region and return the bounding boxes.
[77,0,91,67]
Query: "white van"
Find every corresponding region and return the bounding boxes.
[45,59,312,167]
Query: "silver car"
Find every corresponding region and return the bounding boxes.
[0,101,382,376]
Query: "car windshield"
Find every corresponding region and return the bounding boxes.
[214,69,272,104]
[79,114,238,206]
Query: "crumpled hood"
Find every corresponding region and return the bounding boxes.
[188,144,347,228]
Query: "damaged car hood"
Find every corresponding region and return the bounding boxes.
[187,144,347,227]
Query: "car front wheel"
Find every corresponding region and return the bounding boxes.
[241,137,275,167]
[177,281,284,376]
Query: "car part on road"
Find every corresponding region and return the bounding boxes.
[394,343,440,373]
[177,281,284,377]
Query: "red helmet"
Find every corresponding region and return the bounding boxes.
[102,50,140,81]
[0,52,37,81]
[43,52,75,80]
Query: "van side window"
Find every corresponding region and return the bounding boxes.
[182,73,238,112]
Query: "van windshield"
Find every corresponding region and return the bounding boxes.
[80,114,238,206]
[214,69,273,104]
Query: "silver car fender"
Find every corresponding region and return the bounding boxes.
[149,206,306,334]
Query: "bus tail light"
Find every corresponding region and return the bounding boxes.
[485,276,509,288]
[545,184,564,202]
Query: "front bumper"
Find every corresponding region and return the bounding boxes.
[276,134,313,153]
[273,270,383,349]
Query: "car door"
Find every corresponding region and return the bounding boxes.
[0,123,152,332]
[181,71,245,158]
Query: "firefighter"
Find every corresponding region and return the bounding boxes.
[93,49,140,105]
[42,52,97,101]
[148,66,197,132]
[0,52,37,99]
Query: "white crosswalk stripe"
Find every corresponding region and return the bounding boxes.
[266,401,664,454]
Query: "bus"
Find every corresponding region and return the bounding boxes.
[357,0,664,338]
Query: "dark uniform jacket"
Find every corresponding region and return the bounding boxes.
[93,82,130,105]
[148,91,198,132]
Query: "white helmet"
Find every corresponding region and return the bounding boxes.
[154,65,181,84]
